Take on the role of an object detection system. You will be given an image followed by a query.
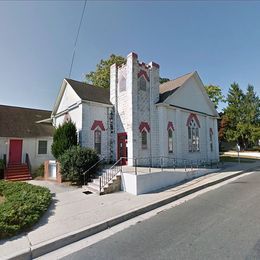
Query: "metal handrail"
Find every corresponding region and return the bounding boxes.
[125,156,219,174]
[97,156,219,194]
[99,157,123,194]
[3,154,6,168]
[25,153,31,174]
[82,157,105,185]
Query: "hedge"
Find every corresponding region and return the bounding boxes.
[0,181,52,239]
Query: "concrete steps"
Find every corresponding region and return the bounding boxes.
[83,171,121,195]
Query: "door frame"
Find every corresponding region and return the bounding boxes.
[117,132,127,165]
[8,139,23,165]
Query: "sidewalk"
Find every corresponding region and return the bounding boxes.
[1,161,260,260]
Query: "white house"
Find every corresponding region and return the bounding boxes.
[52,52,219,167]
[0,105,54,180]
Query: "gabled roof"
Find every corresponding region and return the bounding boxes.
[65,79,111,105]
[159,72,194,102]
[158,71,219,117]
[0,105,54,138]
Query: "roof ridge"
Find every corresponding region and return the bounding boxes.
[65,78,105,89]
[0,104,52,113]
[162,71,195,85]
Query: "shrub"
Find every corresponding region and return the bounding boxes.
[0,181,51,238]
[247,146,260,152]
[32,164,44,179]
[59,146,99,185]
[51,121,77,159]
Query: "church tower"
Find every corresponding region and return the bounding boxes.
[110,52,160,166]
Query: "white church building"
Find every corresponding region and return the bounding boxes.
[52,52,219,167]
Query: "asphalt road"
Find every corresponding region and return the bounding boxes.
[63,168,260,260]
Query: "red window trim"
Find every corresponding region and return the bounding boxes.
[91,120,105,131]
[186,113,200,128]
[139,121,150,132]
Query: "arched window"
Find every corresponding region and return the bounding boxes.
[141,130,147,149]
[139,76,146,91]
[119,75,126,92]
[94,129,101,154]
[188,119,200,152]
[168,129,173,153]
[210,129,213,152]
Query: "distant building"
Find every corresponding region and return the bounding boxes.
[0,105,54,180]
[52,52,219,166]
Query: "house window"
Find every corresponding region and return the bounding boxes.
[38,140,47,155]
[141,130,147,149]
[188,119,200,152]
[119,76,126,92]
[210,130,213,152]
[94,129,101,154]
[168,129,173,153]
[139,76,146,91]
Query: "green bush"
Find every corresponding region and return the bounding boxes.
[51,121,78,159]
[0,181,51,239]
[59,146,99,185]
[32,164,44,179]
[247,146,260,152]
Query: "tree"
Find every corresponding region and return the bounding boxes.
[86,54,171,88]
[85,54,126,88]
[224,83,260,149]
[204,85,225,109]
[160,77,170,84]
[51,121,78,159]
[218,114,229,142]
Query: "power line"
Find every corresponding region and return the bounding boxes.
[68,0,87,78]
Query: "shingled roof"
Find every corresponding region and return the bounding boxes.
[159,72,194,102]
[0,105,54,138]
[65,79,111,105]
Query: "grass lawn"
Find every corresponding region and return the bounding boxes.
[220,155,258,163]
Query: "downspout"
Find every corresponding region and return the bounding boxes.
[149,69,152,162]
[115,68,118,162]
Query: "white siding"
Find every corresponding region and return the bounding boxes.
[82,102,111,160]
[165,77,216,116]
[157,105,219,162]
[55,105,82,131]
[56,84,81,114]
[0,137,54,171]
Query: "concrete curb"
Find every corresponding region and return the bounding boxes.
[7,166,260,259]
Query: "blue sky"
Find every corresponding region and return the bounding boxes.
[0,1,259,112]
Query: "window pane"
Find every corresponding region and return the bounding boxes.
[94,130,101,154]
[141,131,147,149]
[210,132,213,151]
[168,130,173,153]
[188,127,191,139]
[95,143,101,154]
[119,76,126,92]
[196,128,199,151]
[38,140,47,154]
[139,77,146,91]
[188,126,200,153]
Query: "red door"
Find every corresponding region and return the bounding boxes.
[117,133,127,165]
[9,140,23,164]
